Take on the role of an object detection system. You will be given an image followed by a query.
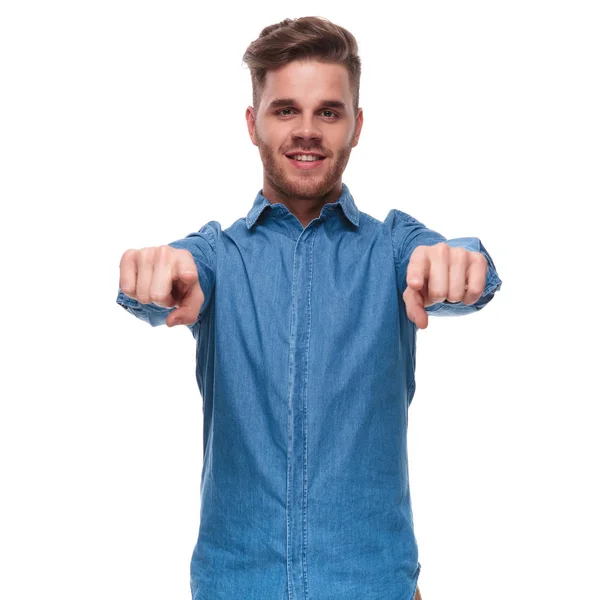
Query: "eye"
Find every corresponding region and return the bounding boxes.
[275,108,339,119]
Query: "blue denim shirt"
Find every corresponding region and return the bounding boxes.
[116,183,502,600]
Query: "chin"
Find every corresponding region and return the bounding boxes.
[283,178,330,199]
[283,169,334,194]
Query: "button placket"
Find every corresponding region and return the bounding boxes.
[286,222,317,600]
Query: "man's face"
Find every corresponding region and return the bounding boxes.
[246,59,363,200]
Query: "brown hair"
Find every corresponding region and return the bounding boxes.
[242,16,361,116]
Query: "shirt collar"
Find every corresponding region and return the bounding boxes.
[245,182,360,230]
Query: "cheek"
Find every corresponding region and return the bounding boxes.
[259,122,287,147]
[332,127,355,149]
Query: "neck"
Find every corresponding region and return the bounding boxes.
[262,179,343,228]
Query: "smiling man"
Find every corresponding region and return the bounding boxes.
[116,16,502,600]
[247,58,360,227]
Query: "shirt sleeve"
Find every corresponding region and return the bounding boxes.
[115,221,220,328]
[386,209,502,316]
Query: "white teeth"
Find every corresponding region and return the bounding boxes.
[291,155,321,161]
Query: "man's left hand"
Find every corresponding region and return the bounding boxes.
[403,242,488,329]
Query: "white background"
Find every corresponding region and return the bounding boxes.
[1,1,598,599]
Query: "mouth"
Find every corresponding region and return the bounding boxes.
[285,153,326,170]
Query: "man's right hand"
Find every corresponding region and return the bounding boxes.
[119,246,205,327]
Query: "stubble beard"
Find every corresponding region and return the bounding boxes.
[255,128,354,201]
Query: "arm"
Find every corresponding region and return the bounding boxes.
[116,221,220,329]
[386,209,502,317]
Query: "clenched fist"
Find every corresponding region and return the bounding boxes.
[119,245,204,327]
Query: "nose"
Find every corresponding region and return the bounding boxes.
[291,113,323,144]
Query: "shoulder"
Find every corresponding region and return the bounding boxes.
[383,208,424,229]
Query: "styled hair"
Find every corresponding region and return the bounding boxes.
[242,16,361,115]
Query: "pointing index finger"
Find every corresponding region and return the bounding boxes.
[173,250,199,283]
[167,251,202,326]
[406,246,429,290]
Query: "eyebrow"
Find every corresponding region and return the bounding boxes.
[266,97,348,112]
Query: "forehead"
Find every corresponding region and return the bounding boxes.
[261,60,351,107]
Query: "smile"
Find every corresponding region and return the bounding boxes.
[285,155,326,170]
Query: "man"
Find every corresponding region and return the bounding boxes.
[116,16,502,600]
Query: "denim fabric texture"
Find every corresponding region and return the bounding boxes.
[116,183,502,599]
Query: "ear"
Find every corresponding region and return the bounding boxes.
[246,106,258,146]
[351,108,364,148]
